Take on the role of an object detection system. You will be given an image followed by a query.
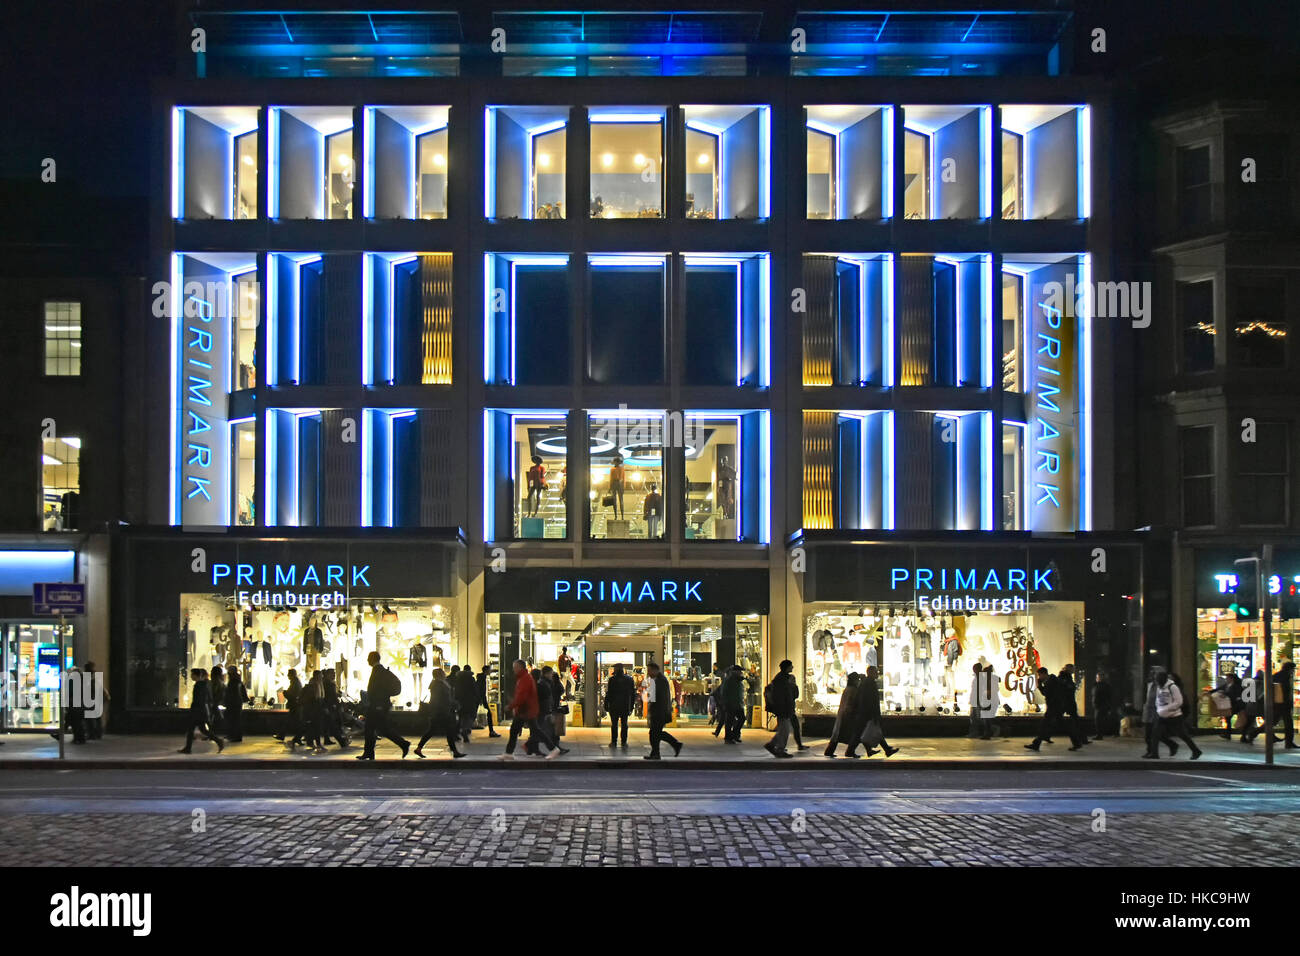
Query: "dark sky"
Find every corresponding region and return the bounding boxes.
[0,0,1294,202]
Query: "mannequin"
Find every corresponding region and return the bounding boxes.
[303,613,324,674]
[526,454,547,517]
[409,640,427,701]
[336,655,348,695]
[249,629,274,703]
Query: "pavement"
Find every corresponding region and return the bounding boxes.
[1,726,1296,769]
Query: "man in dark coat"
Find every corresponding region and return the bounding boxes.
[358,651,410,760]
[845,666,898,758]
[722,665,747,743]
[763,659,798,758]
[178,668,224,754]
[224,667,249,742]
[455,666,480,743]
[644,661,682,759]
[824,672,861,757]
[415,668,465,758]
[1026,666,1070,751]
[604,662,636,748]
[1092,672,1116,740]
[1056,664,1088,749]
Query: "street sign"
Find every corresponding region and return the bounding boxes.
[33,582,85,616]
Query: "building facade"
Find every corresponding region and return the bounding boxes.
[1136,92,1300,729]
[117,2,1150,733]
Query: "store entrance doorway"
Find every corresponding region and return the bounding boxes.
[584,633,665,728]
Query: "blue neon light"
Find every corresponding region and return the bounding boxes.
[0,551,76,596]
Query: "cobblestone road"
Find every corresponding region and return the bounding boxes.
[4,811,1298,866]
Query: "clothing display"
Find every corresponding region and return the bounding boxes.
[804,603,1080,717]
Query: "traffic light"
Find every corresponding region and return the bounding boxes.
[1229,558,1259,621]
[1281,581,1300,622]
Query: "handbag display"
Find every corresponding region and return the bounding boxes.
[601,494,615,507]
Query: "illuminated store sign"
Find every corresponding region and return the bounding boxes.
[178,286,230,525]
[1030,274,1078,532]
[889,567,1055,591]
[486,567,769,614]
[211,562,373,610]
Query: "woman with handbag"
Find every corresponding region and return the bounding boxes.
[848,666,899,759]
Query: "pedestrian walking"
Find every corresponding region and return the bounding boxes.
[1057,663,1089,750]
[224,666,249,742]
[274,669,302,742]
[357,651,410,760]
[788,670,810,751]
[644,661,682,760]
[981,664,1001,738]
[209,664,227,734]
[455,664,479,743]
[1024,667,1062,752]
[499,660,561,760]
[1140,666,1178,757]
[478,664,502,738]
[544,666,567,743]
[824,671,861,757]
[297,671,327,751]
[178,668,224,754]
[1244,661,1297,747]
[763,659,798,758]
[1154,669,1203,759]
[722,664,747,743]
[847,666,898,758]
[414,667,465,758]
[321,668,349,748]
[604,662,635,748]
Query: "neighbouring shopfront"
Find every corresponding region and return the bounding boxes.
[484,566,769,728]
[0,540,91,733]
[792,533,1148,729]
[1192,548,1300,730]
[112,529,466,731]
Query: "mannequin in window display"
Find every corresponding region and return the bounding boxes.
[303,613,325,675]
[526,454,547,517]
[716,453,736,519]
[409,640,428,702]
[643,482,663,539]
[249,630,274,704]
[608,455,626,520]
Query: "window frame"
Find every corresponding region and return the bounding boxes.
[43,300,83,377]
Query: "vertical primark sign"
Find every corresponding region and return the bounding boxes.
[177,275,231,525]
[1030,267,1079,532]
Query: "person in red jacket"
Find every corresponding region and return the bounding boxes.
[499,659,561,760]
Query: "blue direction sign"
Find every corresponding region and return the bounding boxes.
[33,582,86,616]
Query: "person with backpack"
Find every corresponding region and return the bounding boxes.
[1140,666,1178,758]
[358,651,410,760]
[414,667,465,759]
[824,671,861,757]
[604,662,635,749]
[499,659,561,760]
[1244,661,1297,747]
[274,669,302,743]
[644,661,682,759]
[763,659,799,758]
[1154,669,1203,759]
[967,663,987,740]
[454,665,479,743]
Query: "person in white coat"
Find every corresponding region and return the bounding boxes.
[1153,670,1203,759]
[968,664,987,739]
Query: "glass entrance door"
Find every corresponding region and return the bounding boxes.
[2,621,74,731]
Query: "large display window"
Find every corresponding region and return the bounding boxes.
[803,601,1080,717]
[2,622,75,731]
[171,594,456,712]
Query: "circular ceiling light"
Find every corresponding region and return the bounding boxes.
[534,435,616,456]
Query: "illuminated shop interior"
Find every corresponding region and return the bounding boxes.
[805,105,891,220]
[486,105,569,219]
[173,106,259,220]
[365,105,450,219]
[682,105,770,220]
[269,106,354,219]
[589,108,666,218]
